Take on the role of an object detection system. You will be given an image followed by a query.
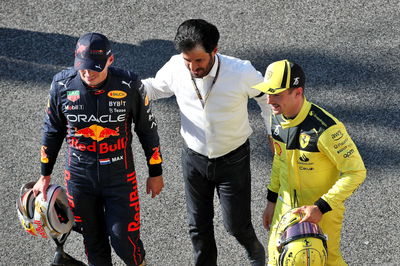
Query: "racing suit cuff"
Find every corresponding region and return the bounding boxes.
[267,189,278,203]
[148,164,162,177]
[41,163,54,176]
[314,198,332,214]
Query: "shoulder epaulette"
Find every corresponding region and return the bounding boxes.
[308,104,337,130]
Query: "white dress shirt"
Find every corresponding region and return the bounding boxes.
[142,53,271,158]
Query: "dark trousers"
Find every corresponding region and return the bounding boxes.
[64,166,145,266]
[182,140,265,266]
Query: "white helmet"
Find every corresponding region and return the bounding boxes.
[16,182,74,239]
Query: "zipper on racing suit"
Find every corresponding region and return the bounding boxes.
[293,189,299,208]
[96,92,100,183]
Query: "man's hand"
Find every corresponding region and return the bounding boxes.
[293,205,323,224]
[267,135,274,154]
[146,176,164,198]
[33,175,51,201]
[263,201,276,230]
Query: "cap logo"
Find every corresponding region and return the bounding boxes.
[76,43,88,55]
[293,77,300,86]
[268,88,276,93]
[266,70,273,80]
[75,61,82,68]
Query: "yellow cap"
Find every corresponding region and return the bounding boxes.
[253,59,305,94]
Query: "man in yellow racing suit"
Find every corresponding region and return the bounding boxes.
[252,60,366,265]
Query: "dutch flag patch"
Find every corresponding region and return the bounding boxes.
[99,158,111,165]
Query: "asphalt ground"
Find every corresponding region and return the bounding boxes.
[0,1,399,265]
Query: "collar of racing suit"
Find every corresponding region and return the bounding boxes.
[280,97,311,129]
[82,76,109,92]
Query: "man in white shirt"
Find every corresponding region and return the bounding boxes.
[142,19,271,266]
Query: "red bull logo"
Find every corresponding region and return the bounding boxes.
[75,43,88,55]
[64,170,75,209]
[21,221,37,236]
[94,89,105,95]
[90,49,106,55]
[127,172,140,232]
[149,147,162,165]
[75,125,119,141]
[68,137,126,154]
[40,146,49,163]
[33,220,48,238]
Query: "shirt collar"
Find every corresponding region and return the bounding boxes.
[201,54,219,79]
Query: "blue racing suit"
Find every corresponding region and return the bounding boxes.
[40,67,162,265]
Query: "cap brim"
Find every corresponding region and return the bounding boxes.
[74,57,107,72]
[252,82,289,94]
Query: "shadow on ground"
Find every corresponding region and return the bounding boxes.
[1,27,398,169]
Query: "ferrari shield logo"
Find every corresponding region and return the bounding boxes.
[300,133,310,149]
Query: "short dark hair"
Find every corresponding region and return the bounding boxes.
[174,19,219,53]
[288,86,305,95]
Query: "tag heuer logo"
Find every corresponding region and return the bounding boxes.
[67,90,80,102]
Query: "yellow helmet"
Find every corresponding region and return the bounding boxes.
[276,209,328,266]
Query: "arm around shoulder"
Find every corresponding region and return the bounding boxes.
[141,58,177,100]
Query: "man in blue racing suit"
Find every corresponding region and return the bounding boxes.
[33,32,164,266]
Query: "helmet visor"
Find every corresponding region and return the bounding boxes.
[278,222,327,251]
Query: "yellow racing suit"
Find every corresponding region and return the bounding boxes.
[267,98,366,266]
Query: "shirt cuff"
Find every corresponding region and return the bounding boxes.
[314,198,332,214]
[267,189,278,203]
